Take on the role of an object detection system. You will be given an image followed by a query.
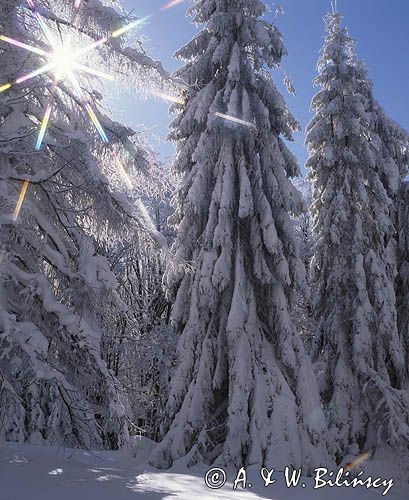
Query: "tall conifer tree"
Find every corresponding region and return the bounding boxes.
[151,0,329,471]
[307,9,409,462]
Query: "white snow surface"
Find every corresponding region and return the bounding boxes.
[0,439,408,500]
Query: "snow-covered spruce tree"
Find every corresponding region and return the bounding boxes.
[150,0,330,472]
[0,0,167,448]
[307,10,409,464]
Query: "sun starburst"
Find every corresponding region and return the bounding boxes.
[0,0,148,149]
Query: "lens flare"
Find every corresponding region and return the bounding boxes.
[35,104,52,150]
[161,0,186,11]
[74,63,114,81]
[153,90,184,105]
[215,112,256,129]
[0,83,12,93]
[113,152,133,189]
[16,62,55,84]
[35,11,57,46]
[13,180,30,223]
[0,35,48,56]
[85,103,109,143]
[77,37,108,56]
[345,452,371,472]
[112,16,151,38]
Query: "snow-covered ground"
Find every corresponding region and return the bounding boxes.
[1,439,408,500]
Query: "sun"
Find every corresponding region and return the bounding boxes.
[50,38,77,80]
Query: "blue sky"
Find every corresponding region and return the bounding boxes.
[120,0,409,172]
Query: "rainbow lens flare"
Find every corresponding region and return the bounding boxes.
[35,104,52,150]
[13,180,30,222]
[85,104,109,143]
[161,0,186,11]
